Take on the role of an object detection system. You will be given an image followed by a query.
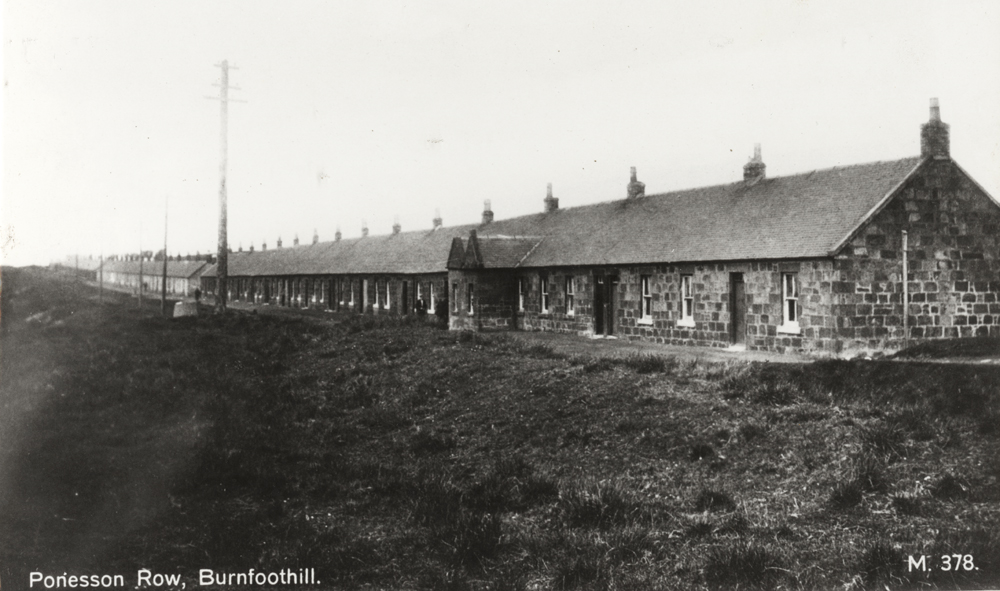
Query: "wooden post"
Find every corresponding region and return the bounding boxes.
[215,60,229,313]
[138,226,143,308]
[902,230,909,349]
[161,197,169,316]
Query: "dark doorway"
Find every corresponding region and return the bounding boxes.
[594,273,618,336]
[730,273,746,345]
[401,281,409,315]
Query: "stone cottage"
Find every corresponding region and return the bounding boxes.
[447,100,1000,354]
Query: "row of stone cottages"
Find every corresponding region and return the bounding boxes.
[200,100,1000,354]
[50,256,211,297]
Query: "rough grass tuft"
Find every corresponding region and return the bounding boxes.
[560,480,644,529]
[855,539,905,586]
[704,541,788,589]
[694,489,736,513]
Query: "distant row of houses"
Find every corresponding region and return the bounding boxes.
[52,256,209,297]
[62,101,1000,355]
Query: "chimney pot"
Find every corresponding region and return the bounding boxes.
[743,145,766,182]
[361,220,369,237]
[921,98,950,159]
[392,215,401,235]
[433,208,442,229]
[482,200,494,224]
[627,167,645,198]
[335,227,342,241]
[293,234,300,247]
[544,182,559,212]
[312,229,319,244]
[277,236,283,248]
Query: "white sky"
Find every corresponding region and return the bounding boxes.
[4,0,999,266]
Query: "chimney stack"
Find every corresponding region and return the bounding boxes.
[250,244,254,253]
[238,243,243,253]
[482,199,494,224]
[262,240,267,251]
[312,229,319,245]
[277,236,283,249]
[392,215,401,235]
[544,183,559,212]
[361,220,369,237]
[433,208,442,229]
[921,98,950,159]
[293,234,300,247]
[335,226,342,242]
[743,144,766,182]
[627,167,645,198]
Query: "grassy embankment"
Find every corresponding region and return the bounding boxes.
[1,267,998,590]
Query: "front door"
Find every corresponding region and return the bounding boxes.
[594,274,618,336]
[402,281,409,315]
[730,273,746,345]
[605,275,618,336]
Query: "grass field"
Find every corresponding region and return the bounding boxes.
[2,267,999,590]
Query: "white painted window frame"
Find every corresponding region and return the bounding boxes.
[565,276,575,316]
[779,273,801,334]
[678,275,695,327]
[638,275,653,325]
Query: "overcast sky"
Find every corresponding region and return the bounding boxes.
[4,0,999,266]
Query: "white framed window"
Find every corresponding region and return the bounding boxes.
[565,276,575,316]
[362,279,368,310]
[467,282,474,314]
[518,278,525,312]
[540,276,549,313]
[452,282,459,313]
[678,275,695,327]
[429,283,436,311]
[780,273,800,333]
[385,280,391,310]
[639,275,652,324]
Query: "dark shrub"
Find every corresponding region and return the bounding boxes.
[409,429,456,456]
[467,456,558,513]
[690,442,716,461]
[694,489,735,513]
[852,453,889,493]
[931,473,969,500]
[891,494,922,516]
[830,481,863,510]
[739,423,768,441]
[448,509,503,567]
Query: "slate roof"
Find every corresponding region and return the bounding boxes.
[204,155,927,278]
[105,260,209,278]
[468,156,925,268]
[55,256,104,271]
[202,225,477,278]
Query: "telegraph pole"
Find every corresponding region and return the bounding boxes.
[138,224,144,308]
[207,60,242,313]
[161,196,169,316]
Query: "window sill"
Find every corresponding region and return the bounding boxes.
[676,319,696,328]
[778,323,801,335]
[637,318,653,326]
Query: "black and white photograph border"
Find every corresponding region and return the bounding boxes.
[3,1,1000,589]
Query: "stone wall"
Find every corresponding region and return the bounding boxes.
[835,159,1000,347]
